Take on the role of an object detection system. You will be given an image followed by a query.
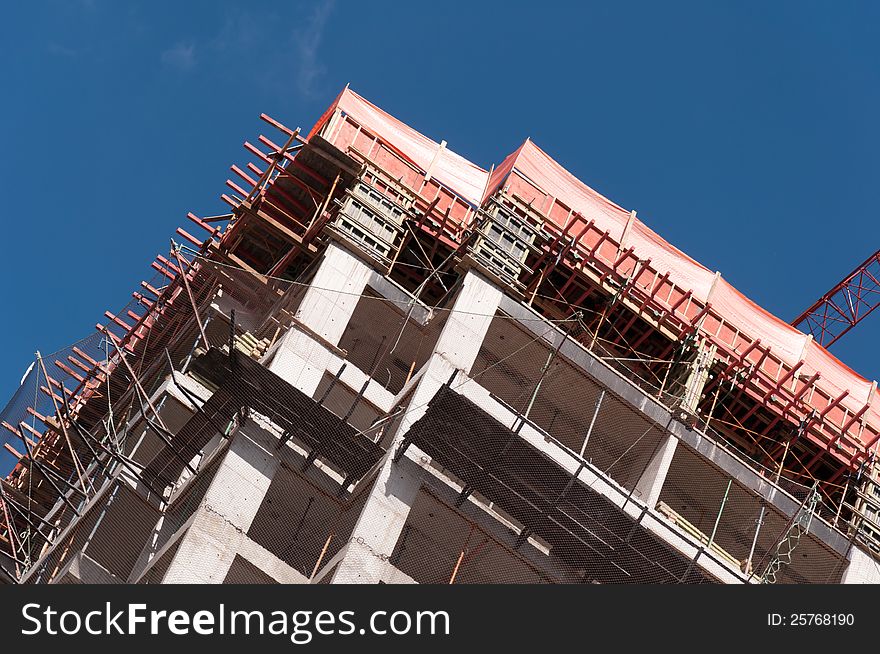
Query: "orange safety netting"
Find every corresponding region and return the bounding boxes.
[310,86,879,456]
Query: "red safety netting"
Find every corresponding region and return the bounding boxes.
[311,87,489,206]
[708,278,809,367]
[309,86,880,454]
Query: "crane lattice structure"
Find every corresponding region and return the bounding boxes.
[792,248,880,348]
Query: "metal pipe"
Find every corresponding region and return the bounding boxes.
[172,243,210,351]
[745,504,766,575]
[35,353,90,497]
[707,478,732,551]
[834,480,849,527]
[449,550,465,584]
[311,534,334,579]
[579,390,606,457]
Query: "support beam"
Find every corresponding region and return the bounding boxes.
[160,425,278,583]
[633,342,715,509]
[332,270,503,583]
[269,242,372,397]
[631,434,678,510]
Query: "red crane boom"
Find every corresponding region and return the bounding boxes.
[792,248,880,347]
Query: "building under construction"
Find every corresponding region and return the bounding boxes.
[1,87,879,584]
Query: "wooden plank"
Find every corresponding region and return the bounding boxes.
[656,501,741,569]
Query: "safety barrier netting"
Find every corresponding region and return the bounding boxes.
[4,248,868,586]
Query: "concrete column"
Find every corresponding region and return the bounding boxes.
[296,242,374,344]
[330,464,422,583]
[331,270,503,583]
[634,342,715,510]
[269,243,372,397]
[632,435,678,509]
[160,425,278,583]
[392,270,504,436]
[840,545,880,584]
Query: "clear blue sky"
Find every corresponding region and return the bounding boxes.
[1,0,878,409]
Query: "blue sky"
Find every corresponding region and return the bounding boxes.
[1,0,878,409]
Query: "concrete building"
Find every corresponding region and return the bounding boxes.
[2,88,879,584]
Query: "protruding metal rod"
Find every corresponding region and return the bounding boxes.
[579,390,606,457]
[449,550,466,584]
[311,534,334,579]
[707,478,733,551]
[172,241,210,351]
[35,353,90,497]
[745,504,766,575]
